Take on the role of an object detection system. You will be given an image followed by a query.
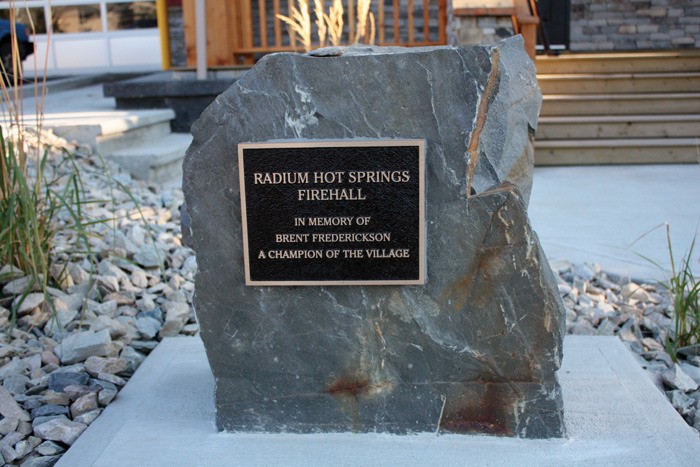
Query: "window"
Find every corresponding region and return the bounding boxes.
[52,5,102,33]
[107,1,157,31]
[0,7,47,35]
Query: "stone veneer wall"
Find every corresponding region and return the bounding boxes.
[570,0,700,51]
[449,15,515,46]
[168,6,186,68]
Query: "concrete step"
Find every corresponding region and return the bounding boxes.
[538,72,700,95]
[107,133,192,184]
[41,109,175,153]
[535,138,699,165]
[538,114,700,140]
[536,50,700,75]
[541,93,700,116]
[55,336,700,466]
[96,119,172,155]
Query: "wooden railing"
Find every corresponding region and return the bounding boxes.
[183,0,447,67]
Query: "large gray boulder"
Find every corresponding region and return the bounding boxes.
[184,37,564,438]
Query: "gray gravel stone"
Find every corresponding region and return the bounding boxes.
[134,248,163,269]
[70,393,98,418]
[33,416,87,445]
[94,300,118,318]
[15,293,45,315]
[62,385,99,401]
[3,276,37,296]
[84,356,127,377]
[1,431,24,448]
[44,308,79,338]
[0,385,31,421]
[97,385,118,406]
[0,358,29,380]
[2,444,19,463]
[31,404,69,419]
[31,416,65,429]
[14,438,35,458]
[0,416,19,434]
[96,373,125,386]
[135,316,162,339]
[35,441,65,456]
[73,408,101,425]
[55,330,112,364]
[4,373,29,395]
[20,455,62,467]
[48,371,89,393]
[668,390,695,416]
[39,391,71,406]
[680,362,700,386]
[664,364,700,392]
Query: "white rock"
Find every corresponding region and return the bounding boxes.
[622,282,651,302]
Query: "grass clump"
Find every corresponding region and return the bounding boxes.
[631,222,700,361]
[662,224,700,359]
[277,0,375,52]
[0,2,93,321]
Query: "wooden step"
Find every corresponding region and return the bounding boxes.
[538,72,700,95]
[541,93,700,116]
[537,115,700,140]
[535,138,699,165]
[536,50,700,75]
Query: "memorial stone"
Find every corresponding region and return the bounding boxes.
[183,36,566,438]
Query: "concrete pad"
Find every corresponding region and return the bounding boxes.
[57,336,700,466]
[530,164,700,280]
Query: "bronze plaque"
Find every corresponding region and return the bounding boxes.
[238,140,426,286]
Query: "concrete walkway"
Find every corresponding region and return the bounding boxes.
[57,336,700,466]
[530,163,700,281]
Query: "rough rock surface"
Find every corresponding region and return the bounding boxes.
[185,37,540,206]
[191,184,565,437]
[184,39,557,437]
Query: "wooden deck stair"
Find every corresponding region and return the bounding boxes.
[534,50,700,165]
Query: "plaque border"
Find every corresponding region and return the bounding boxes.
[238,139,426,286]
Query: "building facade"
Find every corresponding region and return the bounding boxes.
[1,0,162,75]
[4,0,700,75]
